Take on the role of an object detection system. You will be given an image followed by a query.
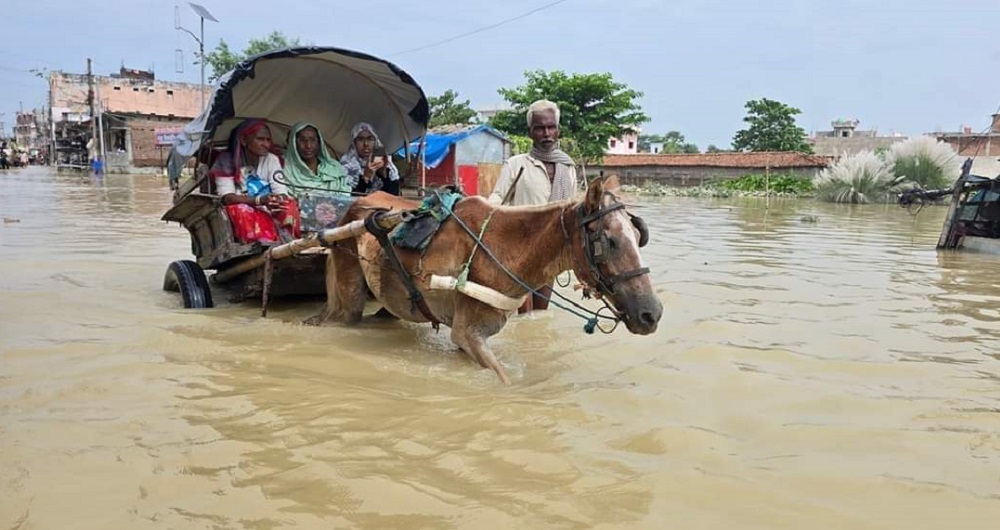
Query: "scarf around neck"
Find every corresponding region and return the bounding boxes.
[530,144,576,201]
[282,121,350,194]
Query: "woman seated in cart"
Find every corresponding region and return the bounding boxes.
[211,119,301,243]
[282,121,352,196]
[341,122,401,196]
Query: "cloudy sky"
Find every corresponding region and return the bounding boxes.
[2,0,999,148]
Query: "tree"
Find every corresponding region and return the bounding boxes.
[639,131,699,154]
[202,31,300,82]
[428,90,478,128]
[706,144,725,153]
[490,70,648,164]
[732,98,813,153]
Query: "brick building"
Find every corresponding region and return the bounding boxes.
[933,114,1000,157]
[592,152,833,187]
[49,68,208,171]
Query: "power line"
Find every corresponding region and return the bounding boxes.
[389,0,571,57]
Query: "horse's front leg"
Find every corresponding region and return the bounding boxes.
[450,296,511,384]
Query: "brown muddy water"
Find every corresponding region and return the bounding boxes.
[1,166,999,529]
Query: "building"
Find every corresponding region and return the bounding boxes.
[932,114,1000,157]
[811,118,907,156]
[592,152,833,187]
[606,128,639,154]
[14,109,48,158]
[409,124,511,196]
[49,67,208,171]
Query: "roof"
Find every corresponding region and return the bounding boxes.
[599,151,833,168]
[403,124,509,168]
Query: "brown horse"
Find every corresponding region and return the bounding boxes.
[306,175,662,383]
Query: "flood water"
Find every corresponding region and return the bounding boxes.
[2,166,999,529]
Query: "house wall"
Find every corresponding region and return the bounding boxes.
[812,136,907,156]
[124,116,197,167]
[937,135,1000,157]
[591,165,825,187]
[607,130,639,154]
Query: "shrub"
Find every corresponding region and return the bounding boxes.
[717,173,814,194]
[815,151,897,204]
[885,136,960,189]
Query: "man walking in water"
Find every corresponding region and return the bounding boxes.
[488,99,578,313]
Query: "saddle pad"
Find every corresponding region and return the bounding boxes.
[389,188,464,252]
[299,194,357,232]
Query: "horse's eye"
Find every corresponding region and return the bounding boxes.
[608,237,618,250]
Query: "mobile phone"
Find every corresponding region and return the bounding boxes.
[373,146,387,158]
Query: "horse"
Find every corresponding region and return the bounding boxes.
[306,175,663,383]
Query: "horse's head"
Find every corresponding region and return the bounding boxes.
[566,175,662,334]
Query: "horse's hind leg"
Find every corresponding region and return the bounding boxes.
[451,299,511,384]
[303,244,366,325]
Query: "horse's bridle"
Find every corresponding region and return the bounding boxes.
[561,195,650,300]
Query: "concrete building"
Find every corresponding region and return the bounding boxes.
[606,128,639,155]
[592,152,832,187]
[933,114,1000,157]
[49,67,208,171]
[811,118,907,156]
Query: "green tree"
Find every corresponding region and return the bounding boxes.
[639,131,699,154]
[732,98,813,153]
[706,144,724,153]
[490,70,648,164]
[428,90,478,128]
[203,31,300,82]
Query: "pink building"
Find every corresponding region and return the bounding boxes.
[606,127,639,154]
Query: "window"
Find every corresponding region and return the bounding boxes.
[166,89,174,96]
[628,141,635,149]
[132,87,139,92]
[610,139,617,147]
[113,86,121,91]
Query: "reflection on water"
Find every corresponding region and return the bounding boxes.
[2,167,1000,529]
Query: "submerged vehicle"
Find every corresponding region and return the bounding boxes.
[162,46,429,308]
[898,158,1000,254]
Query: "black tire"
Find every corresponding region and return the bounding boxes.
[163,260,214,309]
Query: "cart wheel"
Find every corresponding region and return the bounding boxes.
[163,260,214,309]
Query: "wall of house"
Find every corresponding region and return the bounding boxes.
[590,165,825,187]
[125,116,196,167]
[938,135,1000,157]
[812,136,907,156]
[607,130,639,154]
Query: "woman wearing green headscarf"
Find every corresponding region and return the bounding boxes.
[282,122,351,196]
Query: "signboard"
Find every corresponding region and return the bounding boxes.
[155,127,183,146]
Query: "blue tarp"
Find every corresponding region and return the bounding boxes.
[398,125,505,169]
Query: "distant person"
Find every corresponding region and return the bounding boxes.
[282,122,351,196]
[341,122,401,196]
[210,119,300,243]
[488,99,578,313]
[91,156,103,175]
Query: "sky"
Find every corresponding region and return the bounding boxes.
[2,0,999,149]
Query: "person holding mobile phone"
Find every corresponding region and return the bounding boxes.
[341,122,401,196]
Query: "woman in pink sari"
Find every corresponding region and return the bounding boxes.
[210,119,301,243]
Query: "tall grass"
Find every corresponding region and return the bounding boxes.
[815,151,897,204]
[885,136,959,189]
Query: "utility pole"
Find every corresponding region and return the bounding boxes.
[176,3,219,112]
[87,58,96,163]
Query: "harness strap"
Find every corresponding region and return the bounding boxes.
[364,212,442,330]
[455,209,497,289]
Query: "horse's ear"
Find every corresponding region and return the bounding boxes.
[584,175,605,213]
[604,174,621,195]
